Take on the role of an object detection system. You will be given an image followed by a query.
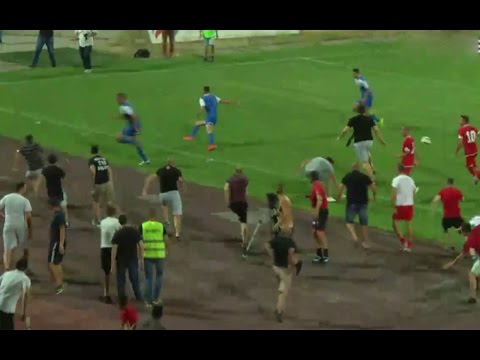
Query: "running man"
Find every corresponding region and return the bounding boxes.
[224,167,249,248]
[399,127,417,177]
[116,93,150,166]
[391,164,417,252]
[42,154,69,226]
[48,198,66,295]
[13,134,45,196]
[455,115,480,184]
[352,68,383,125]
[337,104,386,180]
[309,171,330,264]
[200,30,218,62]
[0,182,33,271]
[432,178,464,246]
[89,145,115,226]
[183,86,235,151]
[301,156,338,202]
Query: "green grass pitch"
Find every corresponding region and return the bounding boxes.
[1,35,479,244]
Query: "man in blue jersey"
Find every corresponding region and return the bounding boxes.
[115,93,150,166]
[352,69,383,126]
[183,86,235,152]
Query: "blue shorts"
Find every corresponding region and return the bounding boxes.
[345,204,368,226]
[205,117,217,126]
[122,126,139,137]
[357,94,373,109]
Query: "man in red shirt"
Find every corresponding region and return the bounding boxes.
[456,115,480,184]
[309,172,329,263]
[432,178,464,244]
[398,127,416,176]
[443,223,480,304]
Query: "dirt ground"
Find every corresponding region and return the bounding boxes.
[0,136,479,330]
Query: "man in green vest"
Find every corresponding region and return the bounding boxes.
[140,208,169,307]
[199,30,218,62]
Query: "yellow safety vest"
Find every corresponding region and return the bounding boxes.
[142,221,166,259]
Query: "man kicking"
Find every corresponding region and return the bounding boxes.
[352,68,383,126]
[183,86,235,151]
[301,156,338,202]
[116,93,150,165]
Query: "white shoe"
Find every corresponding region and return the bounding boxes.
[84,69,92,73]
[139,161,150,166]
[327,196,336,203]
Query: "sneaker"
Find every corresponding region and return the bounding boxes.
[139,160,150,166]
[274,311,283,323]
[152,300,163,306]
[468,297,477,304]
[55,284,65,295]
[474,177,479,186]
[312,256,324,264]
[176,235,180,241]
[323,257,330,263]
[295,261,303,276]
[84,69,92,73]
[145,302,153,309]
[207,144,217,151]
[183,136,194,141]
[66,222,70,228]
[327,196,336,203]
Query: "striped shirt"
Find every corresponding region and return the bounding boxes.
[18,143,44,171]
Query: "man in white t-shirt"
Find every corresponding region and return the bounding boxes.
[0,182,33,270]
[391,164,417,252]
[99,205,120,304]
[74,30,97,73]
[0,257,31,330]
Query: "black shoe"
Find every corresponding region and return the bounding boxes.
[295,261,303,275]
[203,57,208,62]
[176,235,180,241]
[105,296,113,304]
[468,297,477,304]
[274,311,283,323]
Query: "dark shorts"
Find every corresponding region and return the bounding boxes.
[0,311,14,330]
[48,241,65,265]
[346,203,368,226]
[230,202,248,224]
[101,248,112,275]
[442,217,464,232]
[312,208,329,232]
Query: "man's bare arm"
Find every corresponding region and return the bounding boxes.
[373,126,386,145]
[59,225,66,250]
[89,164,96,179]
[455,138,463,156]
[13,151,22,171]
[337,126,351,140]
[25,212,33,240]
[142,174,157,195]
[108,168,114,187]
[391,187,397,207]
[287,248,295,273]
[111,245,118,273]
[337,184,345,202]
[21,287,30,320]
[370,183,377,202]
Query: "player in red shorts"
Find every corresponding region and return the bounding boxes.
[456,115,480,184]
[309,172,329,264]
[391,164,417,252]
[398,127,417,176]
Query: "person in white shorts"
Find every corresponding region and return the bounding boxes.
[391,164,417,252]
[142,158,184,241]
[0,182,33,270]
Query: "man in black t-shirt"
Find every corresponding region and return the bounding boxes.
[337,163,377,248]
[111,215,144,302]
[88,145,115,226]
[142,158,184,240]
[337,104,386,179]
[48,198,66,295]
[13,134,44,196]
[42,154,69,226]
[31,30,56,68]
[266,232,302,323]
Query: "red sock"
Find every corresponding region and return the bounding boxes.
[407,240,412,248]
[400,237,405,245]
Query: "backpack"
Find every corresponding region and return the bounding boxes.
[134,49,150,58]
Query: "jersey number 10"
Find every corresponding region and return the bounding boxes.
[467,130,477,144]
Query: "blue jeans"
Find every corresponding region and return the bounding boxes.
[144,258,164,304]
[79,46,92,70]
[31,35,56,67]
[116,258,143,301]
[345,203,369,226]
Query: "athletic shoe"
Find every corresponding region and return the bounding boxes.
[467,297,477,304]
[84,69,92,73]
[176,235,180,241]
[312,256,324,264]
[323,256,330,263]
[183,136,194,141]
[139,161,150,166]
[274,311,283,323]
[145,302,153,309]
[207,144,217,151]
[327,196,336,203]
[66,222,70,228]
[474,177,479,186]
[403,242,412,253]
[295,261,303,275]
[55,284,65,295]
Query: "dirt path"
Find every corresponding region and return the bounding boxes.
[0,136,477,330]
